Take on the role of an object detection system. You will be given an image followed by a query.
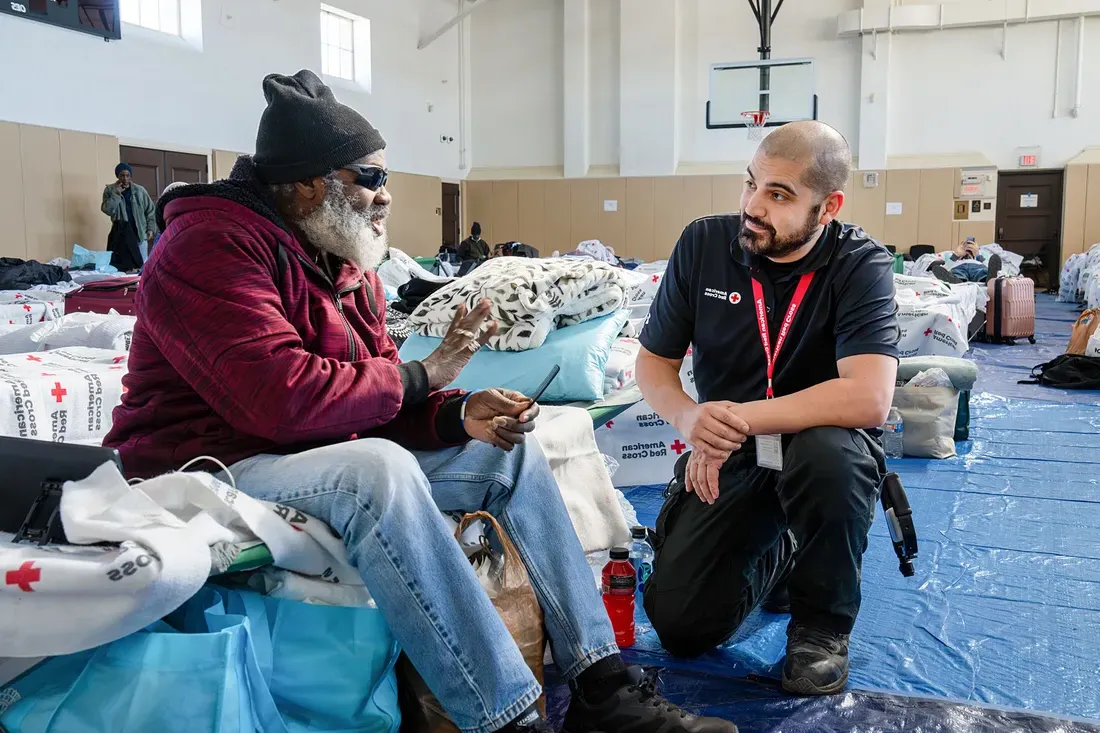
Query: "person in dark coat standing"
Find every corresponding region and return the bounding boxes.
[101,163,156,271]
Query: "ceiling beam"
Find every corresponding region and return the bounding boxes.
[418,0,501,50]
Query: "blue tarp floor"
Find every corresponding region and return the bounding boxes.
[547,295,1100,732]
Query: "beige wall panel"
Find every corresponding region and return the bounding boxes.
[385,172,441,257]
[1061,164,1087,263]
[466,181,494,245]
[94,135,120,247]
[653,177,684,260]
[845,170,887,240]
[1084,165,1100,252]
[0,122,27,260]
[951,221,961,247]
[544,180,571,254]
[21,125,67,264]
[882,169,921,252]
[681,175,713,227]
[59,130,107,252]
[569,179,600,250]
[958,221,995,245]
[712,174,744,214]
[625,177,655,262]
[491,181,520,243]
[212,150,244,180]
[917,167,955,252]
[516,181,546,254]
[597,178,627,254]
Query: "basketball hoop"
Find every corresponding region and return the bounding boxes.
[742,110,770,141]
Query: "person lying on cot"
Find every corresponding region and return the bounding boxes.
[930,238,1003,284]
[104,70,738,733]
[635,121,900,697]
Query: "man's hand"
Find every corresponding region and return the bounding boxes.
[684,451,724,505]
[421,300,500,390]
[463,389,538,451]
[674,401,750,463]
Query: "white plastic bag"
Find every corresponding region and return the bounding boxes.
[906,368,953,388]
[892,386,959,459]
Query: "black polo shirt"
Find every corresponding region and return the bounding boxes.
[640,215,899,405]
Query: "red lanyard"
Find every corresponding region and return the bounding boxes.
[751,272,815,399]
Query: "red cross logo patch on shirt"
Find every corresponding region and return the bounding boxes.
[6,561,41,592]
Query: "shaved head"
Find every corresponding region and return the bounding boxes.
[758,121,851,198]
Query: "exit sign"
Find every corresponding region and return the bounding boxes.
[1019,154,1038,167]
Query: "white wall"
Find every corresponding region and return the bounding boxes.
[0,0,464,179]
[469,0,1099,173]
[888,18,1098,169]
[471,0,563,169]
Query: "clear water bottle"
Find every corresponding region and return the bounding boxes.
[629,526,655,592]
[883,407,905,459]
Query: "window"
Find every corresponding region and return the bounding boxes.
[119,0,180,35]
[320,5,371,91]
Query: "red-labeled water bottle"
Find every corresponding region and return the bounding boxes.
[602,547,636,647]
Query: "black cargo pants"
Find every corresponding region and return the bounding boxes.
[643,426,886,657]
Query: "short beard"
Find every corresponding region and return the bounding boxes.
[294,176,390,270]
[738,204,821,259]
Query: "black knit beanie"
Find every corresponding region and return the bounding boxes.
[253,69,386,184]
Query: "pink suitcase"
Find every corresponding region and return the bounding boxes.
[65,277,140,316]
[985,277,1035,344]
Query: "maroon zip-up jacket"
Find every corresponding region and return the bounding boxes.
[104,158,464,478]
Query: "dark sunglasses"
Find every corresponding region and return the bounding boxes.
[343,164,388,191]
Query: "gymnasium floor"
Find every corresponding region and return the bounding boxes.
[550,295,1100,732]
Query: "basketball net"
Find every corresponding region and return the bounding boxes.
[742,110,770,141]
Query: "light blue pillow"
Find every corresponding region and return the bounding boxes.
[71,244,114,272]
[398,310,629,402]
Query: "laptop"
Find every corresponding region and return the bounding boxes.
[0,437,123,545]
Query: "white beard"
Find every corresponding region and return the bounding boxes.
[296,178,389,270]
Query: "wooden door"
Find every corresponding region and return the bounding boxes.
[441,182,460,248]
[996,170,1064,287]
[118,146,209,200]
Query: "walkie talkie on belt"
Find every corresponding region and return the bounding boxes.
[880,472,918,577]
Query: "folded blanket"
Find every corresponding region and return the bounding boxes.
[409,257,641,351]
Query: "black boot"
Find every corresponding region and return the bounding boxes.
[564,666,739,733]
[781,622,850,696]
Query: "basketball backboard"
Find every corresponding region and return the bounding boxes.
[706,57,817,129]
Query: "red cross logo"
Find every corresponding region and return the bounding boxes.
[50,382,67,403]
[13,294,21,299]
[6,561,41,592]
[671,439,687,455]
[40,372,55,377]
[915,292,921,297]
[924,328,933,336]
[729,292,742,305]
[26,355,41,362]
[21,304,31,312]
[651,275,660,283]
[605,420,614,429]
[947,317,953,323]
[113,356,127,364]
[109,366,123,370]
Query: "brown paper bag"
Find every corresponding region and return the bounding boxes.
[399,511,547,733]
[1067,309,1100,355]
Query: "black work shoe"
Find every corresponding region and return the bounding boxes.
[781,622,850,696]
[929,263,964,285]
[986,254,1003,280]
[760,580,790,615]
[564,666,739,733]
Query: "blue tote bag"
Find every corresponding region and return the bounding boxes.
[0,586,401,733]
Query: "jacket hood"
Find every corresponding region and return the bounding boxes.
[156,155,290,234]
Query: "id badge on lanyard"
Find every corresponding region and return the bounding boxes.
[751,272,814,471]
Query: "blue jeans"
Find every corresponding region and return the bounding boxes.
[229,438,619,733]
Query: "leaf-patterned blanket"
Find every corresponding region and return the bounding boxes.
[407,257,640,351]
